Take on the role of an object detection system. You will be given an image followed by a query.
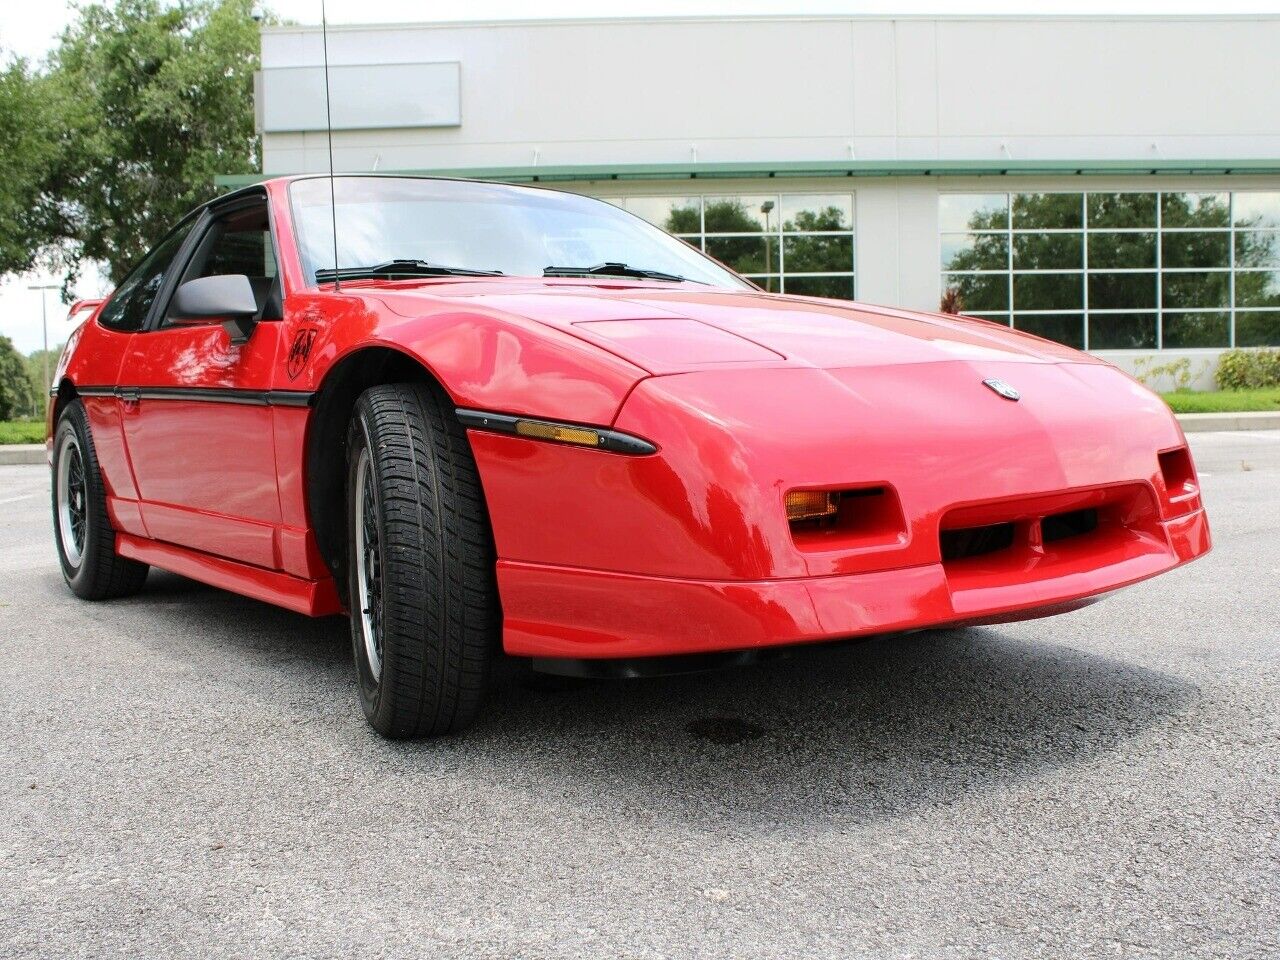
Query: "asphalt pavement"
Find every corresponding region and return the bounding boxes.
[0,432,1277,959]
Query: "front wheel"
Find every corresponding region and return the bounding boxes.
[346,382,499,738]
[52,399,149,600]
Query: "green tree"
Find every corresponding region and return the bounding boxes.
[0,56,65,276]
[0,336,37,421]
[45,0,263,283]
[26,346,65,413]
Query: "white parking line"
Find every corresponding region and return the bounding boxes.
[0,494,37,505]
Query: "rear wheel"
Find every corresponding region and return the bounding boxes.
[51,400,149,600]
[345,382,499,737]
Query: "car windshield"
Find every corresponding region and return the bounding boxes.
[290,176,752,289]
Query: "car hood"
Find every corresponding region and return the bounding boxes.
[375,279,1099,375]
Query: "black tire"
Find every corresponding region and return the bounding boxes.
[51,399,149,600]
[345,382,499,737]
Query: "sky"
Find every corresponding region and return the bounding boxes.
[2,0,1279,353]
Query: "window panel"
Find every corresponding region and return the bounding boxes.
[783,275,854,300]
[1235,270,1280,308]
[780,195,853,232]
[941,233,1008,272]
[1161,231,1230,269]
[1088,313,1157,349]
[1233,192,1280,229]
[1235,231,1280,269]
[1014,273,1083,311]
[1013,232,1082,270]
[1013,193,1082,230]
[1089,272,1157,310]
[1087,193,1156,229]
[703,196,779,233]
[783,235,853,274]
[1088,232,1155,269]
[944,273,1008,312]
[1235,311,1280,346]
[940,194,1007,232]
[706,236,778,275]
[744,275,781,293]
[1161,192,1229,228]
[1162,312,1230,348]
[967,313,1011,327]
[626,196,701,233]
[1014,314,1084,349]
[1163,271,1230,309]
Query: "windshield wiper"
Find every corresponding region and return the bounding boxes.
[543,262,698,283]
[316,259,503,282]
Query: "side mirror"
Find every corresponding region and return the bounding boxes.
[170,275,260,343]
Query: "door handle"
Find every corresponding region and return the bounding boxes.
[118,387,141,410]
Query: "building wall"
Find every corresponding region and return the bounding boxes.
[255,15,1280,375]
[259,15,1280,173]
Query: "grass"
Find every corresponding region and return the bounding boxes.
[1160,387,1280,414]
[0,420,45,445]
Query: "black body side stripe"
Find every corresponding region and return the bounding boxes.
[71,386,315,408]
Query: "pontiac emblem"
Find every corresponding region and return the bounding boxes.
[983,378,1020,401]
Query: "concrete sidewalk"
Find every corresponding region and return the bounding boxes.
[0,444,44,466]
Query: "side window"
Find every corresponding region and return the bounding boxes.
[166,202,279,325]
[97,218,198,332]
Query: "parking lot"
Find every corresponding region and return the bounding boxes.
[0,431,1276,959]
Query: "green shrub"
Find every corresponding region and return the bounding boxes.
[1216,348,1280,390]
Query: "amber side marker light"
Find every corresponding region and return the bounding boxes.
[456,408,658,455]
[785,490,841,523]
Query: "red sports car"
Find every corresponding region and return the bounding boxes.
[49,175,1211,737]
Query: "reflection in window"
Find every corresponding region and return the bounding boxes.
[621,193,856,299]
[941,191,1280,348]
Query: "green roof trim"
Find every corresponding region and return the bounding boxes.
[215,157,1280,189]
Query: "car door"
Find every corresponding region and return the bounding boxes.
[117,194,288,569]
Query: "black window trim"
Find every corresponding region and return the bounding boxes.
[143,187,284,334]
[95,209,205,334]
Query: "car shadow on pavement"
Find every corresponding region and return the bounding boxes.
[134,570,1199,831]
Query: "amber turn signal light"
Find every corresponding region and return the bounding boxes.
[785,490,840,523]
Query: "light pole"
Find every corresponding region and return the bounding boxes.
[760,200,775,291]
[28,284,60,415]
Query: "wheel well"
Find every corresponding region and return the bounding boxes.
[52,379,79,426]
[305,348,443,596]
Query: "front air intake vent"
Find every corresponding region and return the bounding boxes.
[940,522,1015,561]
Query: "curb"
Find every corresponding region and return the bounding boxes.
[1176,411,1280,433]
[0,444,46,466]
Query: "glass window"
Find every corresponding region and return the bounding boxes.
[1163,313,1230,348]
[1162,232,1229,270]
[1164,272,1229,309]
[168,203,278,324]
[616,192,856,301]
[939,194,1007,233]
[1088,314,1157,350]
[1233,192,1280,229]
[1087,193,1156,229]
[626,197,701,234]
[1013,233,1082,270]
[1235,231,1280,269]
[1161,193,1229,228]
[1014,314,1084,349]
[941,189,1280,349]
[780,195,853,232]
[704,196,779,233]
[97,217,198,332]
[1013,193,1082,230]
[1236,270,1280,309]
[1090,272,1158,310]
[1013,273,1083,312]
[943,273,1008,313]
[1235,311,1280,346]
[705,236,778,275]
[1089,232,1155,269]
[291,177,749,289]
[783,235,853,275]
[784,275,855,299]
[941,233,1008,272]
